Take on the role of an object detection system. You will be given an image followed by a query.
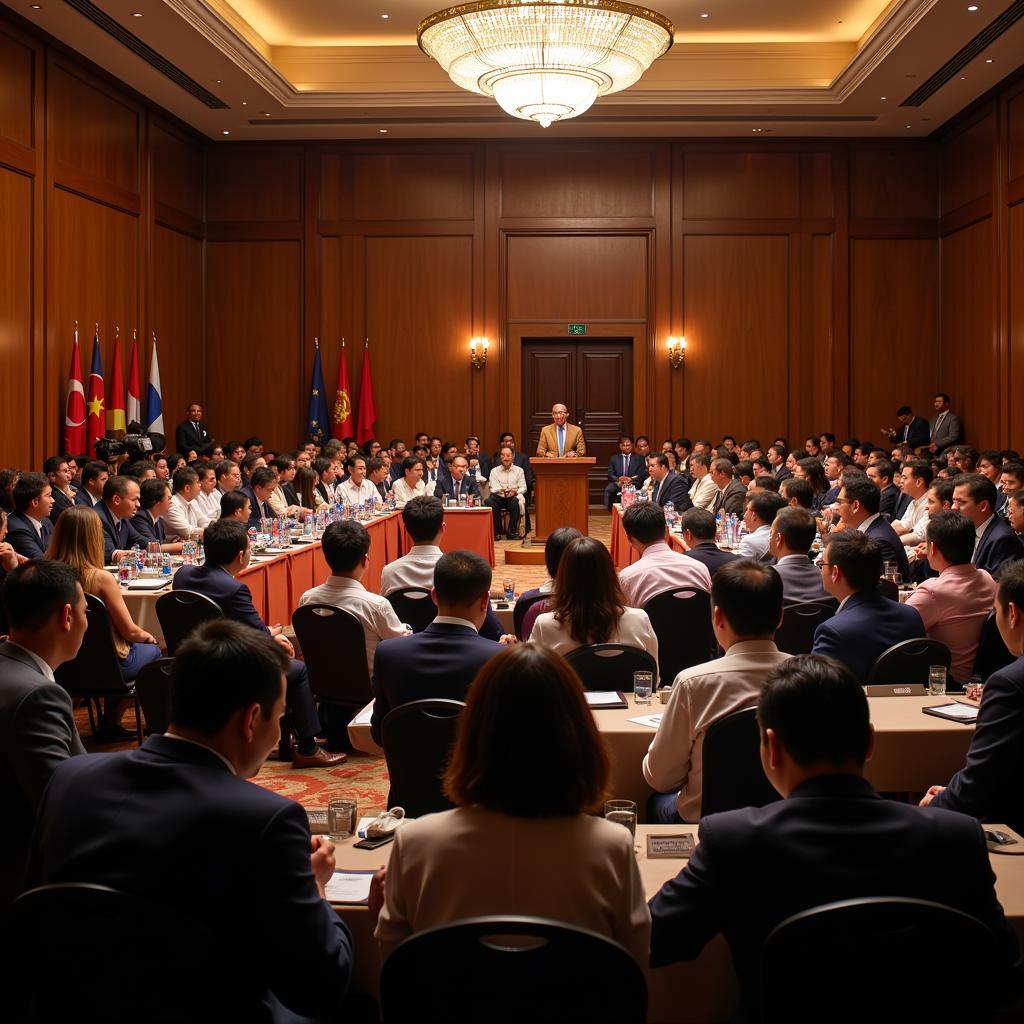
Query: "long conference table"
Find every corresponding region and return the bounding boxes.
[611,503,687,570]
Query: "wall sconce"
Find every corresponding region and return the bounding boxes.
[667,335,686,369]
[470,336,489,370]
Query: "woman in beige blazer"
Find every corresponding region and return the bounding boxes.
[374,644,650,964]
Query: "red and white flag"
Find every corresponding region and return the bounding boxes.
[126,330,142,428]
[63,325,86,456]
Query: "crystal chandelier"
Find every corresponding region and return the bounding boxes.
[417,0,674,128]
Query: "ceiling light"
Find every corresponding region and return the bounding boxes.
[242,101,247,105]
[222,130,230,135]
[905,124,911,129]
[215,79,222,84]
[967,4,978,9]
[418,0,674,128]
[881,96,887,100]
[381,12,389,18]
[379,128,388,133]
[131,11,142,16]
[700,12,709,17]
[264,112,271,117]
[29,4,40,8]
[985,58,993,62]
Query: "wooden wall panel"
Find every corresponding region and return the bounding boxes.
[352,152,474,221]
[1007,86,1024,185]
[206,151,302,223]
[682,235,790,442]
[0,28,34,152]
[849,239,938,444]
[941,114,994,214]
[849,148,938,220]
[1010,203,1024,445]
[506,235,647,321]
[682,152,800,219]
[151,120,203,221]
[807,152,834,219]
[206,241,303,447]
[364,236,473,444]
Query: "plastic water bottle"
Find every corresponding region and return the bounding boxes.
[130,546,142,579]
[303,515,313,539]
[248,526,258,550]
[161,553,172,577]
[271,519,280,547]
[664,501,675,528]
[715,511,724,542]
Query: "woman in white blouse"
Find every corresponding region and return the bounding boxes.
[530,536,659,674]
[391,456,428,508]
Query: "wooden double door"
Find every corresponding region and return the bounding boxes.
[522,338,634,506]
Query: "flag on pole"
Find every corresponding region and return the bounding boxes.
[63,323,86,456]
[86,326,105,457]
[307,338,330,444]
[126,330,142,428]
[356,340,377,444]
[146,335,164,437]
[106,328,126,436]
[331,338,355,440]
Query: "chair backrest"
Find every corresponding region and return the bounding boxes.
[380,916,647,1024]
[292,603,372,708]
[642,587,715,683]
[155,589,223,655]
[565,644,658,692]
[134,657,173,735]
[972,608,1015,681]
[774,599,838,655]
[876,577,899,602]
[54,593,129,697]
[866,637,951,686]
[513,591,548,640]
[381,698,464,817]
[699,706,779,817]
[760,897,1003,1024]
[386,586,437,633]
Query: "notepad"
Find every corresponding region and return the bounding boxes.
[125,578,172,591]
[585,691,628,709]
[923,702,979,724]
[628,714,663,729]
[349,702,373,727]
[325,870,375,905]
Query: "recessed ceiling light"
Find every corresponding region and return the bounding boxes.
[264,112,271,117]
[241,101,247,105]
[131,11,142,16]
[960,76,967,80]
[985,58,994,63]
[905,124,911,129]
[222,130,230,135]
[381,12,389,18]
[967,4,979,9]
[379,129,388,133]
[699,11,709,17]
[881,96,887,100]
[215,79,222,84]
[29,4,40,8]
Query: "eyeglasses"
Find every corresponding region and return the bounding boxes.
[819,562,833,570]
[834,497,851,506]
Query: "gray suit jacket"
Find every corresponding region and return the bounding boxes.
[713,479,748,516]
[0,641,85,902]
[774,555,831,605]
[929,411,962,454]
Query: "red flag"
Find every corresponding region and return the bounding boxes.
[63,325,86,456]
[331,339,355,440]
[86,327,105,457]
[126,330,142,428]
[356,341,377,443]
[107,328,126,435]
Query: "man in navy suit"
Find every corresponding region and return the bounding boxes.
[883,404,930,450]
[867,459,901,519]
[370,549,509,745]
[6,474,54,559]
[603,435,646,510]
[433,454,481,504]
[835,475,910,580]
[923,560,1024,833]
[73,460,108,509]
[953,473,1024,578]
[131,478,184,551]
[173,401,213,459]
[22,620,354,1022]
[649,654,1020,1023]
[173,519,344,769]
[812,530,925,682]
[680,508,739,578]
[95,476,151,564]
[45,456,77,524]
[242,466,280,527]
[647,453,692,510]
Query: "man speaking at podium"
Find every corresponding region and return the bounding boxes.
[537,404,586,458]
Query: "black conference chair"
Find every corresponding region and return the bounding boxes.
[774,599,838,655]
[642,587,715,684]
[699,706,780,817]
[386,586,437,633]
[155,589,223,655]
[760,897,1007,1024]
[380,916,647,1024]
[972,608,1015,681]
[513,591,548,640]
[54,593,142,744]
[134,656,173,735]
[380,698,464,816]
[866,638,951,687]
[565,644,658,692]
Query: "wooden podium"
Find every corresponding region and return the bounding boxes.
[530,457,596,541]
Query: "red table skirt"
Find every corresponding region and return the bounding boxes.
[398,507,495,567]
[611,503,687,571]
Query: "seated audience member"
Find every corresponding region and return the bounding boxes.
[648,453,692,510]
[766,445,790,481]
[531,537,659,672]
[710,459,747,515]
[370,550,509,744]
[618,502,711,608]
[516,527,583,639]
[22,620,354,1019]
[6,474,54,559]
[74,461,108,508]
[648,655,1021,1021]
[312,458,339,507]
[220,489,251,523]
[644,560,789,824]
[45,456,76,523]
[768,507,831,604]
[821,453,846,505]
[1000,461,1024,515]
[978,452,1007,513]
[634,435,652,459]
[391,456,427,508]
[375,643,650,964]
[953,473,1024,577]
[240,453,266,486]
[434,454,480,507]
[242,467,279,526]
[604,435,646,510]
[739,490,787,562]
[1008,491,1024,537]
[834,475,910,580]
[0,510,28,581]
[866,458,900,519]
[779,476,814,510]
[268,457,300,516]
[923,559,1024,832]
[173,519,343,768]
[953,445,979,475]
[131,478,184,552]
[293,464,327,514]
[892,457,932,545]
[687,454,718,511]
[337,455,378,506]
[751,473,780,493]
[122,460,157,483]
[0,561,86,904]
[795,458,829,511]
[95,476,150,564]
[192,464,221,525]
[0,468,19,514]
[681,508,740,577]
[366,457,392,503]
[734,461,755,489]
[165,467,203,541]
[906,511,997,684]
[811,531,925,681]
[215,459,242,499]
[487,445,527,539]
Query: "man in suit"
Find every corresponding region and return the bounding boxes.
[74,460,108,508]
[866,458,900,519]
[648,654,1020,1022]
[313,456,340,506]
[174,402,213,460]
[242,466,280,526]
[766,445,790,482]
[835,475,910,580]
[371,550,510,744]
[681,508,740,578]
[603,435,646,510]
[367,456,392,502]
[536,403,586,458]
[6,474,54,559]
[22,619,354,1022]
[44,456,77,523]
[812,530,925,681]
[768,507,832,605]
[954,473,1024,577]
[687,454,719,511]
[929,392,963,456]
[883,404,930,450]
[648,453,692,510]
[710,458,747,515]
[131,478,185,551]
[95,476,150,563]
[173,519,344,768]
[433,454,481,505]
[0,561,87,904]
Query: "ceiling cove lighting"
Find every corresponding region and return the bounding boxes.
[417,0,674,128]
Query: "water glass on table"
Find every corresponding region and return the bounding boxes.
[604,800,637,838]
[928,665,947,696]
[503,577,515,602]
[634,670,654,706]
[328,798,358,841]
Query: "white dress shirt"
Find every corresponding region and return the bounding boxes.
[688,474,718,511]
[896,493,930,545]
[337,477,379,506]
[391,478,427,508]
[379,544,443,596]
[617,541,711,609]
[193,488,221,525]
[738,523,772,560]
[487,464,527,496]
[164,492,201,541]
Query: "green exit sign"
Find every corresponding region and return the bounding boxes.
[568,323,587,335]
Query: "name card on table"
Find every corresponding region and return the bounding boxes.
[864,684,927,697]
[647,834,695,859]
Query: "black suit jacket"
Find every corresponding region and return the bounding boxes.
[433,474,481,503]
[74,488,98,509]
[49,487,76,524]
[865,515,910,580]
[650,473,692,511]
[96,501,149,563]
[174,418,212,457]
[893,491,912,521]
[878,483,900,520]
[713,479,747,516]
[24,735,352,1022]
[130,510,166,545]
[974,516,1024,577]
[242,486,275,527]
[5,512,53,560]
[898,416,930,449]
[649,774,1019,1022]
[606,453,646,489]
[682,542,740,578]
[173,563,267,633]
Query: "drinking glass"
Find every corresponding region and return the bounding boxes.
[328,798,358,841]
[633,671,654,706]
[604,800,637,838]
[503,578,515,602]
[928,665,947,696]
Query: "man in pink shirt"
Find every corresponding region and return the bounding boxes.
[618,501,711,608]
[907,510,996,683]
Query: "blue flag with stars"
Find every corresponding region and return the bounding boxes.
[307,340,330,444]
